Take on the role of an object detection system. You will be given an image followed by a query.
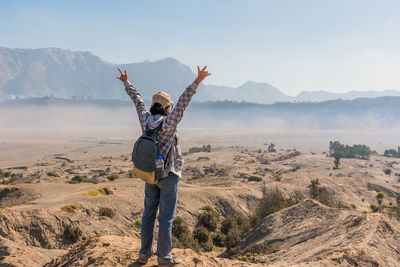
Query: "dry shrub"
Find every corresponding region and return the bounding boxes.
[61,204,80,213]
[99,207,115,218]
[64,226,82,243]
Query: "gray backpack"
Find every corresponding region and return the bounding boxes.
[131,121,164,184]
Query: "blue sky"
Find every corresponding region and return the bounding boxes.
[1,0,400,95]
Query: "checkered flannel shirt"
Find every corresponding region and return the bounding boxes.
[124,80,199,178]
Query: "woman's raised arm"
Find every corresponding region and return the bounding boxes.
[163,65,211,134]
[117,68,149,132]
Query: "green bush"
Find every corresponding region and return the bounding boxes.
[216,168,228,176]
[308,179,333,207]
[128,170,136,178]
[134,220,141,229]
[97,187,113,195]
[383,147,400,158]
[248,176,262,182]
[3,187,18,193]
[71,175,85,183]
[256,188,300,220]
[212,232,225,247]
[172,217,199,251]
[64,226,82,243]
[193,226,213,251]
[70,175,98,184]
[1,172,22,184]
[47,171,60,177]
[61,204,80,213]
[259,157,269,164]
[99,207,115,218]
[333,153,341,169]
[188,144,211,154]
[197,206,220,232]
[239,214,256,234]
[384,169,392,175]
[329,141,373,159]
[376,192,385,205]
[370,203,380,213]
[224,226,241,250]
[221,217,236,235]
[268,143,276,152]
[0,169,11,178]
[387,206,400,219]
[108,174,119,181]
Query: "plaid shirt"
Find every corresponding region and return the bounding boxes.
[124,80,199,178]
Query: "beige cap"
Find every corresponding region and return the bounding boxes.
[152,91,174,109]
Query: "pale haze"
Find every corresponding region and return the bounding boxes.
[1,0,400,95]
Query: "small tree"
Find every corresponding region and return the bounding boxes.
[206,144,211,152]
[376,192,385,206]
[268,143,276,153]
[333,153,341,169]
[396,194,400,206]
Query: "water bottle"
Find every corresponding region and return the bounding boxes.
[155,155,164,179]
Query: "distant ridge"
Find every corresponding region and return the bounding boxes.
[3,94,400,108]
[1,47,400,104]
[2,95,400,129]
[295,89,400,102]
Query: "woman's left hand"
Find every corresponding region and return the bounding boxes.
[194,65,211,85]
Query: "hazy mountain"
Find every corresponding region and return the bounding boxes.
[1,47,400,104]
[295,89,400,102]
[0,47,292,103]
[196,81,293,103]
[0,47,117,99]
[0,47,196,101]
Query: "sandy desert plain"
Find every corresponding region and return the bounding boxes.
[0,126,400,267]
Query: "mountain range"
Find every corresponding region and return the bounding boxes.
[1,47,399,103]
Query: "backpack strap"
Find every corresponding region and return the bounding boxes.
[145,120,164,136]
[153,120,164,134]
[164,144,172,168]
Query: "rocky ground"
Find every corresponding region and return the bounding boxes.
[1,133,400,266]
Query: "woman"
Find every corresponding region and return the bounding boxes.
[117,66,211,266]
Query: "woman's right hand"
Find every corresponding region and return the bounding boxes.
[116,68,128,83]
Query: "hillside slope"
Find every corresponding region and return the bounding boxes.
[236,199,400,266]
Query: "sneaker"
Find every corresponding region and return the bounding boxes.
[158,255,182,267]
[138,254,152,265]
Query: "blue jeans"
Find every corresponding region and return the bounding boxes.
[139,172,179,261]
